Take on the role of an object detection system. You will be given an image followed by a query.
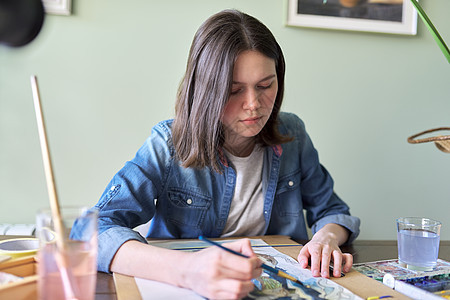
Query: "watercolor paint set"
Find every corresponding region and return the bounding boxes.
[354,259,450,299]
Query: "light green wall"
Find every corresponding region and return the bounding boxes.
[1,0,449,240]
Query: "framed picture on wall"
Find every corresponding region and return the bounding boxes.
[43,0,72,15]
[287,0,417,35]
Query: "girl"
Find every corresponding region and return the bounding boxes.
[73,9,360,299]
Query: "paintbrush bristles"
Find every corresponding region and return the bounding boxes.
[279,271,298,282]
[277,270,311,288]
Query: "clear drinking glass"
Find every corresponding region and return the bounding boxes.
[397,217,441,271]
[36,206,98,300]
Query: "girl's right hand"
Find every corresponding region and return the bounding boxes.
[179,238,262,299]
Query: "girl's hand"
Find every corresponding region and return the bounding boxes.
[297,224,353,278]
[180,238,262,299]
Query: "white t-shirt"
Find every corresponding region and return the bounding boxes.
[221,145,266,237]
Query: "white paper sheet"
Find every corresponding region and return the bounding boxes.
[135,239,363,299]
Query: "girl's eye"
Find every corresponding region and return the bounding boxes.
[230,88,242,95]
[258,82,273,90]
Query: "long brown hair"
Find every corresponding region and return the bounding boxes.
[172,9,291,172]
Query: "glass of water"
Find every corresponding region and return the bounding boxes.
[396,217,441,271]
[36,206,98,300]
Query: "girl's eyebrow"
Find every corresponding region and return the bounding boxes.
[232,74,276,84]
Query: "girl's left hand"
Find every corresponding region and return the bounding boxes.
[297,223,353,278]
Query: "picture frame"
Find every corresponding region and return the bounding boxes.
[42,0,72,16]
[287,0,418,35]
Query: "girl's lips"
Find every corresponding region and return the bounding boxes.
[242,116,261,122]
[241,116,262,124]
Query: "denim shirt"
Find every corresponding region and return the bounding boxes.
[72,112,360,273]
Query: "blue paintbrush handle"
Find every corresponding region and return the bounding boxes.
[198,236,325,299]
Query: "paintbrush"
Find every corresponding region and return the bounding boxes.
[31,75,79,300]
[198,236,323,298]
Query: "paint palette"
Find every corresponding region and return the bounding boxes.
[402,273,450,293]
[354,259,450,298]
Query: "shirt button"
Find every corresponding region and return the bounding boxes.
[288,181,294,186]
[186,199,193,205]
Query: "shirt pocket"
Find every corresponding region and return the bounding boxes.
[167,188,211,228]
[274,169,303,217]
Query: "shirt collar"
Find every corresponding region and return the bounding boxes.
[218,144,282,167]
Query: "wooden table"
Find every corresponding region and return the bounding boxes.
[108,237,450,300]
[2,235,449,299]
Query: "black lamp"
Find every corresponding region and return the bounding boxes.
[0,0,45,47]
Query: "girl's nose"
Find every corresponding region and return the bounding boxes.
[243,89,261,111]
